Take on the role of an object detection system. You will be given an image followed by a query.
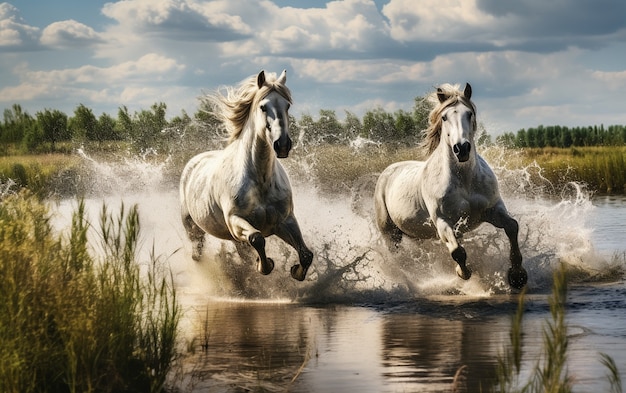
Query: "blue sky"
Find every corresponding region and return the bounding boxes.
[1,0,625,134]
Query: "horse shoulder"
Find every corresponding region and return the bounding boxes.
[471,155,502,203]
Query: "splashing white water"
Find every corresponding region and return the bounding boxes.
[49,148,621,305]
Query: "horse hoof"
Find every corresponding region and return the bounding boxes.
[508,267,528,289]
[455,264,472,280]
[290,264,307,281]
[258,258,274,275]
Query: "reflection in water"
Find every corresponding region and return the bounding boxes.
[172,284,626,393]
[380,315,502,392]
[172,299,519,392]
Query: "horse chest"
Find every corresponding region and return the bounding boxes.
[234,183,290,227]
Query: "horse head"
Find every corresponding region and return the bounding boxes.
[256,70,292,158]
[436,83,476,163]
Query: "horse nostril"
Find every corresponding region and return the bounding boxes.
[453,143,461,155]
[453,142,471,162]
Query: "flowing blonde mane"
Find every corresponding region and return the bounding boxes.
[206,72,292,143]
[420,83,477,156]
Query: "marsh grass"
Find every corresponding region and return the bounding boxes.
[288,144,626,195]
[493,266,623,393]
[515,146,626,193]
[0,154,85,198]
[288,144,425,193]
[0,190,180,393]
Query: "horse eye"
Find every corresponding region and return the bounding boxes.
[442,114,448,122]
[260,104,267,113]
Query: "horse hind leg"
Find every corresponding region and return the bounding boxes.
[374,195,403,250]
[382,221,404,251]
[183,214,205,261]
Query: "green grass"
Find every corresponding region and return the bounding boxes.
[0,190,180,393]
[0,154,85,198]
[509,146,626,194]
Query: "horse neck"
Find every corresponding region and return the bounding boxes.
[238,119,276,182]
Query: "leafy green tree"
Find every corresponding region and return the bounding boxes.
[363,107,395,142]
[69,104,98,142]
[97,112,119,141]
[22,120,44,152]
[2,104,34,147]
[560,127,573,148]
[343,111,362,141]
[315,109,343,144]
[36,109,69,151]
[516,129,527,148]
[115,105,134,141]
[412,95,432,133]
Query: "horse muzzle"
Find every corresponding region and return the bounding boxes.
[274,136,292,158]
[453,142,471,162]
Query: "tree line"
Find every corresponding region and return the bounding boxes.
[496,124,626,148]
[2,99,624,155]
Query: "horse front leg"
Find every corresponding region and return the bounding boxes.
[228,215,274,275]
[435,217,472,280]
[483,203,528,289]
[275,215,313,281]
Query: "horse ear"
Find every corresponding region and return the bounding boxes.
[277,69,287,84]
[437,88,446,103]
[257,70,266,89]
[464,83,472,100]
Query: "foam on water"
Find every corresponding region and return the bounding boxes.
[50,147,623,306]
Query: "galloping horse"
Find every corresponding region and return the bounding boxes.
[179,70,313,281]
[374,83,527,289]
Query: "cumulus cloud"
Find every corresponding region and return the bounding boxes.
[238,0,392,57]
[16,53,185,85]
[102,0,251,41]
[40,19,103,48]
[0,53,187,111]
[0,2,39,48]
[383,0,496,42]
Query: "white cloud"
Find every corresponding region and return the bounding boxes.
[0,3,39,48]
[40,19,102,48]
[0,53,187,113]
[14,53,185,85]
[592,70,626,89]
[382,0,496,42]
[101,0,251,40]
[220,0,390,57]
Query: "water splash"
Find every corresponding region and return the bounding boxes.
[50,146,623,305]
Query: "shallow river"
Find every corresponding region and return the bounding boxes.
[53,167,626,392]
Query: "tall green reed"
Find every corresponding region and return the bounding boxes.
[494,266,622,393]
[0,190,180,393]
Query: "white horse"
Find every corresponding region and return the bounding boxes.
[374,83,527,289]
[179,70,313,281]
